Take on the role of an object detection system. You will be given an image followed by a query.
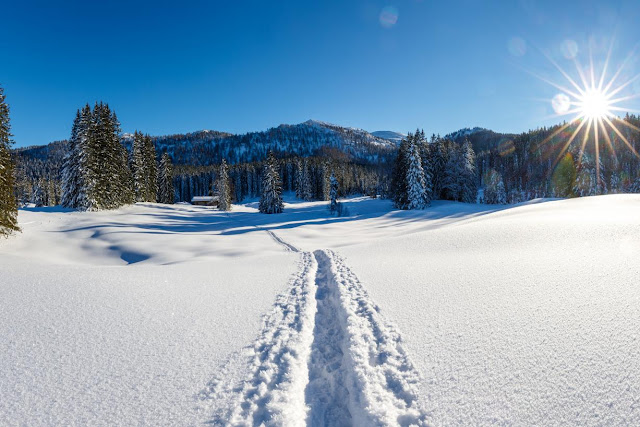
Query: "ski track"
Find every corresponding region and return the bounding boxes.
[200,251,317,426]
[203,237,429,426]
[265,229,300,253]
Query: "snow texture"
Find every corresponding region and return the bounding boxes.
[2,194,640,426]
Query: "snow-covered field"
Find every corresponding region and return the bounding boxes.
[2,195,640,426]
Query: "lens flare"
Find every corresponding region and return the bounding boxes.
[508,37,527,57]
[379,6,398,29]
[530,38,640,192]
[552,93,571,114]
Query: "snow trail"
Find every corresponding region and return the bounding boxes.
[265,229,300,252]
[203,233,428,426]
[307,250,430,427]
[305,251,353,426]
[201,251,317,426]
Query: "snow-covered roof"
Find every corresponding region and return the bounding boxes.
[191,196,218,202]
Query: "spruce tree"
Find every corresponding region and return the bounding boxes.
[0,86,19,235]
[143,135,158,202]
[131,131,146,202]
[302,159,313,201]
[329,173,339,214]
[460,140,477,203]
[295,159,304,199]
[391,135,411,209]
[259,152,284,214]
[217,159,232,211]
[157,152,174,204]
[406,140,429,209]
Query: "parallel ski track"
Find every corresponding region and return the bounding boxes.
[203,231,429,426]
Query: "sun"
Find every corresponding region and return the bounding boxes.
[577,88,612,120]
[527,38,640,192]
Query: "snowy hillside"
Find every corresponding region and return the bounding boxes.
[15,120,397,180]
[371,130,406,144]
[2,195,640,425]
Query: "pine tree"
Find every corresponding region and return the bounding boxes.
[131,131,146,202]
[391,135,411,209]
[217,159,232,211]
[460,139,477,203]
[321,162,331,201]
[406,140,429,209]
[329,173,339,214]
[131,132,158,202]
[61,103,133,211]
[157,152,174,204]
[259,152,284,214]
[295,159,304,199]
[429,136,447,199]
[0,86,19,235]
[302,159,313,201]
[143,135,157,202]
[442,143,463,201]
[483,169,507,204]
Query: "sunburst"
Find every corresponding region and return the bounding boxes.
[534,39,640,191]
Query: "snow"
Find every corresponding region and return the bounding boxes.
[2,195,640,425]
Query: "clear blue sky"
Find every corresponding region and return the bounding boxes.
[2,0,640,147]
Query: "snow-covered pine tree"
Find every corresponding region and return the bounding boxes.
[32,179,46,207]
[131,131,146,202]
[61,109,82,208]
[442,143,463,201]
[143,135,158,202]
[391,135,411,209]
[302,159,313,201]
[295,159,304,199]
[0,85,19,236]
[428,135,447,199]
[322,162,331,201]
[259,151,284,214]
[573,153,597,197]
[416,129,433,202]
[131,132,158,202]
[329,173,339,214]
[483,169,507,204]
[406,139,429,209]
[157,152,174,204]
[217,159,232,211]
[460,139,477,203]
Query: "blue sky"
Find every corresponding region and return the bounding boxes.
[2,0,640,147]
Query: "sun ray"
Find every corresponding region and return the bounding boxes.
[594,117,601,188]
[613,116,640,133]
[577,118,593,167]
[606,72,640,98]
[598,117,617,160]
[598,37,616,91]
[603,42,640,94]
[550,116,588,173]
[538,47,586,96]
[603,115,640,158]
[537,114,583,148]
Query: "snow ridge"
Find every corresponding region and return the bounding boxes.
[202,251,318,426]
[309,250,430,426]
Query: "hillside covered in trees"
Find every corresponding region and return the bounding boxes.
[10,114,640,209]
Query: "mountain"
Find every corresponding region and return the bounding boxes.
[131,120,396,166]
[445,127,517,154]
[370,131,406,144]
